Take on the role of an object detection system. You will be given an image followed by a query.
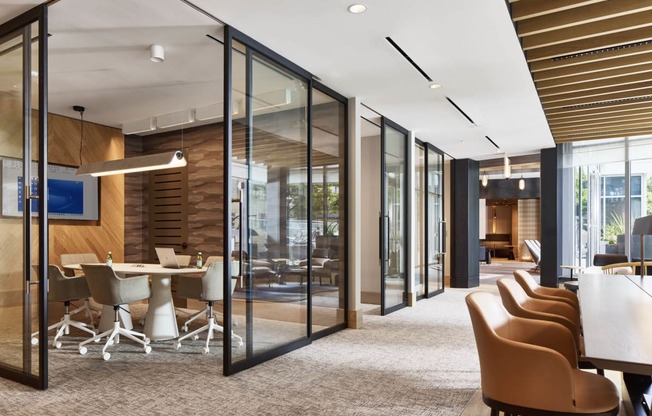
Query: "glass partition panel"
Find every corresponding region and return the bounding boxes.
[311,88,346,332]
[415,144,426,297]
[427,146,444,295]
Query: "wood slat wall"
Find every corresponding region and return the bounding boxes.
[0,110,124,306]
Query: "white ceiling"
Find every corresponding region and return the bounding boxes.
[0,0,555,160]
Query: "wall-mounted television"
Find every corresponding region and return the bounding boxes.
[1,158,99,220]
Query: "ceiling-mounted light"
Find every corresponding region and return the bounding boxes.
[429,83,442,89]
[503,154,511,179]
[77,151,186,177]
[518,176,525,190]
[150,44,165,62]
[481,172,488,187]
[348,3,367,13]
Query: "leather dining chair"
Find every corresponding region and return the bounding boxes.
[466,291,619,416]
[78,264,152,361]
[31,265,97,349]
[172,261,243,354]
[513,269,579,312]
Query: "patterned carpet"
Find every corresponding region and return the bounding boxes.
[0,287,487,416]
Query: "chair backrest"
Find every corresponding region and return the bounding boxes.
[205,256,223,267]
[60,253,99,276]
[592,253,628,266]
[48,264,91,302]
[513,269,538,293]
[81,264,149,306]
[523,240,540,264]
[201,262,237,301]
[312,248,330,259]
[601,261,644,275]
[496,278,580,346]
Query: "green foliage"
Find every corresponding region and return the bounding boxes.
[602,212,625,245]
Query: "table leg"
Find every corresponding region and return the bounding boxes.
[144,274,179,341]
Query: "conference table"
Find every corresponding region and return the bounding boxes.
[65,263,207,341]
[580,273,652,415]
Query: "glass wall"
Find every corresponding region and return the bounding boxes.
[427,145,444,296]
[415,144,426,297]
[567,138,652,267]
[226,29,347,374]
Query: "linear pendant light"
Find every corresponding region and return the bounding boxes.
[77,151,186,177]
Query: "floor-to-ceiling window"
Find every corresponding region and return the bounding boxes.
[567,138,652,267]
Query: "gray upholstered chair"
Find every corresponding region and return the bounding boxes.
[78,264,152,361]
[60,253,100,276]
[172,261,243,354]
[466,291,619,416]
[31,265,97,349]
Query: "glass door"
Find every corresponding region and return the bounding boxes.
[380,118,407,315]
[426,145,445,296]
[0,5,49,389]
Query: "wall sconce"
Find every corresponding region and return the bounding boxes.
[518,176,525,190]
[481,172,488,187]
[503,154,511,179]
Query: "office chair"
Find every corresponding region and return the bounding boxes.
[60,252,102,320]
[173,262,243,354]
[78,264,152,361]
[466,291,619,416]
[31,265,97,349]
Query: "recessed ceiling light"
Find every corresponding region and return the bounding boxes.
[429,83,442,89]
[348,4,367,14]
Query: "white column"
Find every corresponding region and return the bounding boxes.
[348,97,363,328]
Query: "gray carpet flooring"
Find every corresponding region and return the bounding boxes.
[0,284,510,415]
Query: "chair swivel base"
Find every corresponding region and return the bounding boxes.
[173,305,243,354]
[31,301,96,349]
[79,309,151,361]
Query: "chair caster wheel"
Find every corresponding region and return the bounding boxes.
[93,337,101,343]
[54,341,62,349]
[31,337,38,346]
[102,352,111,361]
[173,341,181,351]
[144,338,150,345]
[144,346,152,354]
[79,346,87,355]
[181,325,188,332]
[237,340,244,348]
[201,347,209,355]
[192,335,199,341]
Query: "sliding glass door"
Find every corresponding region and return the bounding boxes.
[0,5,49,389]
[426,145,445,296]
[380,118,408,315]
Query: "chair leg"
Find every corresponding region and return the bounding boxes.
[180,306,209,332]
[172,301,243,353]
[31,301,96,348]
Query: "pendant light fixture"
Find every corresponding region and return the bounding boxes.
[481,171,488,187]
[518,176,525,190]
[77,151,187,177]
[503,154,511,179]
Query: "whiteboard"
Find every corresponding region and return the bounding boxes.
[1,158,99,220]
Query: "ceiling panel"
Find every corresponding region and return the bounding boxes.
[510,0,652,143]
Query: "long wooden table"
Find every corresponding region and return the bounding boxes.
[580,273,652,415]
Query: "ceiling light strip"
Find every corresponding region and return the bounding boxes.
[385,36,433,82]
[445,97,476,125]
[77,151,187,177]
[484,135,500,150]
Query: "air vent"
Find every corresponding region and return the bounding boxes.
[445,97,476,125]
[552,40,652,61]
[385,36,433,82]
[561,95,652,110]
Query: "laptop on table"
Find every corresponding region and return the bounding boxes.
[155,247,192,269]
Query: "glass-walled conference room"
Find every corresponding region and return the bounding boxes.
[0,0,347,388]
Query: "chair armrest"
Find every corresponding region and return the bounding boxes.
[533,287,579,310]
[507,316,578,368]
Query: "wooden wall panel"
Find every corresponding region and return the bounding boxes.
[125,123,224,263]
[0,111,124,306]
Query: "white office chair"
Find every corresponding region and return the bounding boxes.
[173,262,243,354]
[79,264,152,361]
[31,265,97,348]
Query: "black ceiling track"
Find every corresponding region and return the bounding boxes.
[485,135,500,150]
[552,40,652,61]
[445,96,476,125]
[385,36,433,82]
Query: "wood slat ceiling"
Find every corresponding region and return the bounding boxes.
[510,0,652,143]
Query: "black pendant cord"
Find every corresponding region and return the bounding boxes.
[73,105,85,166]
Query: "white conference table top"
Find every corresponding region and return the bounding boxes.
[579,273,652,375]
[64,262,207,274]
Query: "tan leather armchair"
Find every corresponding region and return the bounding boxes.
[514,269,579,312]
[466,291,619,415]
